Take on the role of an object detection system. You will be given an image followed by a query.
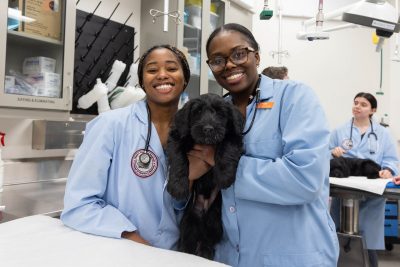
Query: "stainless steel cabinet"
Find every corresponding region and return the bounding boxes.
[0,0,76,110]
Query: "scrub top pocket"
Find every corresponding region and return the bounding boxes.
[263,251,324,267]
[245,138,282,159]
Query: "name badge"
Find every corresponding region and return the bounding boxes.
[257,102,274,109]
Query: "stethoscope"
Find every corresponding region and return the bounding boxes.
[342,117,378,154]
[137,103,153,168]
[224,75,261,136]
[137,74,262,167]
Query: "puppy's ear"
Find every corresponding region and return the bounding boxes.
[227,105,245,137]
[172,101,192,138]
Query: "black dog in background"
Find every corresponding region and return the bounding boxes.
[329,157,381,179]
[166,93,244,259]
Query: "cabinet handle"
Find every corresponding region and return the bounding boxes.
[66,86,72,107]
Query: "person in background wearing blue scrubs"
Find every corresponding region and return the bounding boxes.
[61,45,191,249]
[189,23,339,267]
[330,92,399,267]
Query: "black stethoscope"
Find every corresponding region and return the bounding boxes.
[138,103,153,168]
[342,117,378,154]
[223,75,261,136]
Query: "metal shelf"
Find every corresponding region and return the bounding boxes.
[7,30,63,46]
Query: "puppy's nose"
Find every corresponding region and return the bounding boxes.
[203,125,214,134]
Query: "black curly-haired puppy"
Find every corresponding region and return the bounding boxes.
[329,157,381,179]
[166,93,244,259]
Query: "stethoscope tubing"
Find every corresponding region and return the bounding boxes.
[349,117,378,154]
[224,75,262,136]
[144,103,152,152]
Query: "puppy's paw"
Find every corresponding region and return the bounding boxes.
[167,177,190,200]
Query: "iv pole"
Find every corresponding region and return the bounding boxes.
[270,0,289,64]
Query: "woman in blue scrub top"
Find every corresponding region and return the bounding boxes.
[189,23,339,267]
[61,45,191,249]
[330,92,399,267]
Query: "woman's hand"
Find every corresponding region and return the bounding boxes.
[121,231,150,246]
[187,144,215,181]
[331,147,346,158]
[392,176,400,185]
[379,169,393,179]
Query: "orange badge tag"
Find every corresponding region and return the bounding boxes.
[257,102,274,109]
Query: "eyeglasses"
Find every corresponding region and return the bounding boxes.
[207,47,256,72]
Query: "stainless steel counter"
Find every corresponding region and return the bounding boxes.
[330,183,400,267]
[0,159,71,223]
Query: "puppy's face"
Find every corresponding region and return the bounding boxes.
[188,95,231,145]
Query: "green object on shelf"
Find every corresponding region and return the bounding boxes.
[260,9,273,20]
[376,91,384,95]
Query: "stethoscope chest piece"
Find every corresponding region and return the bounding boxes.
[131,149,158,178]
[342,118,378,154]
[341,139,354,151]
[138,152,151,168]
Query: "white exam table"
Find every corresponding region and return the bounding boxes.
[0,215,229,267]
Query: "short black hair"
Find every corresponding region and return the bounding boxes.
[354,92,377,109]
[137,44,191,89]
[206,23,259,55]
[262,66,288,79]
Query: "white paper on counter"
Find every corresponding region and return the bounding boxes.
[330,176,391,195]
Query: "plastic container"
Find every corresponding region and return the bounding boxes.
[28,72,61,98]
[186,5,201,29]
[210,12,219,31]
[23,56,56,75]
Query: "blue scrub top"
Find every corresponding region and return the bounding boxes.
[215,75,339,267]
[330,119,399,249]
[330,119,399,174]
[61,100,180,249]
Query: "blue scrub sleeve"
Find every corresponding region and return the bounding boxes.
[235,85,330,205]
[329,128,340,150]
[61,114,137,238]
[380,129,399,175]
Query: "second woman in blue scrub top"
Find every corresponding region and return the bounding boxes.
[192,23,340,267]
[61,45,191,249]
[330,92,399,267]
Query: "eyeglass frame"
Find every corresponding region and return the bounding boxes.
[206,46,257,72]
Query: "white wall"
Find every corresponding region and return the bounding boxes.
[76,0,141,61]
[252,0,400,146]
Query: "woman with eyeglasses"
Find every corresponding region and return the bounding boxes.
[188,23,339,267]
[330,92,399,267]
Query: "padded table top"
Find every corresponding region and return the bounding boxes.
[0,215,229,267]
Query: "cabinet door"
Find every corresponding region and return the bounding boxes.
[182,0,204,99]
[181,0,225,98]
[207,0,225,96]
[0,0,75,110]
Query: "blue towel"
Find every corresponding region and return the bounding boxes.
[386,182,400,188]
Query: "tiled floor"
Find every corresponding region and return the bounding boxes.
[378,244,400,267]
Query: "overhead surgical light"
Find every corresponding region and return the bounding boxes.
[391,0,400,62]
[297,0,400,48]
[343,0,400,37]
[297,0,330,41]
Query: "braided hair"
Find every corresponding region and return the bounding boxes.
[137,44,191,90]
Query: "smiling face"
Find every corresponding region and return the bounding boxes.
[352,96,376,120]
[207,30,260,96]
[142,48,185,107]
